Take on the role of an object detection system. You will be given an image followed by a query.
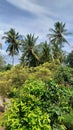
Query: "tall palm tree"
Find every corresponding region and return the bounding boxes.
[48,22,70,48]
[20,34,39,67]
[2,28,21,65]
[47,22,71,62]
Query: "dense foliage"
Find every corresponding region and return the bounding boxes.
[0,22,73,130]
[1,79,73,130]
[66,51,73,67]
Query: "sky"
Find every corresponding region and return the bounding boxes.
[0,0,73,64]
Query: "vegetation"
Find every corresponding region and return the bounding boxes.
[0,21,73,130]
[2,28,21,66]
[1,79,73,130]
[0,55,6,70]
[66,50,73,67]
[40,41,52,64]
[20,34,39,67]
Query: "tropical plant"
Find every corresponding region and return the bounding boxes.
[48,22,69,48]
[0,77,73,130]
[40,41,52,63]
[3,64,12,71]
[52,44,63,63]
[63,111,73,130]
[0,55,6,70]
[2,28,21,65]
[1,79,51,130]
[47,22,71,63]
[66,50,73,67]
[20,34,39,67]
[54,66,73,86]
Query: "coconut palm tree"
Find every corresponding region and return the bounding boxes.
[20,34,39,67]
[48,22,70,48]
[2,28,21,65]
[47,22,71,62]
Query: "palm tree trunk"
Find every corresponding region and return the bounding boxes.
[12,56,14,66]
[12,45,14,66]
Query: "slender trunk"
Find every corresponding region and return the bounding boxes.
[12,45,14,66]
[12,55,14,66]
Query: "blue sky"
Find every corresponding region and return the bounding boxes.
[0,0,73,64]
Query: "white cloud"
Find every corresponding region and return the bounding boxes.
[6,0,47,16]
[6,0,73,20]
[52,0,73,8]
[6,0,73,33]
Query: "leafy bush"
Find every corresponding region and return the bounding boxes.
[1,77,73,130]
[54,66,73,86]
[66,50,73,68]
[63,111,73,130]
[1,79,51,130]
[0,62,59,98]
[2,99,51,130]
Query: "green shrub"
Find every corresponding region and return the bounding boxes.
[54,66,73,86]
[1,79,51,130]
[0,78,72,130]
[63,111,73,130]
